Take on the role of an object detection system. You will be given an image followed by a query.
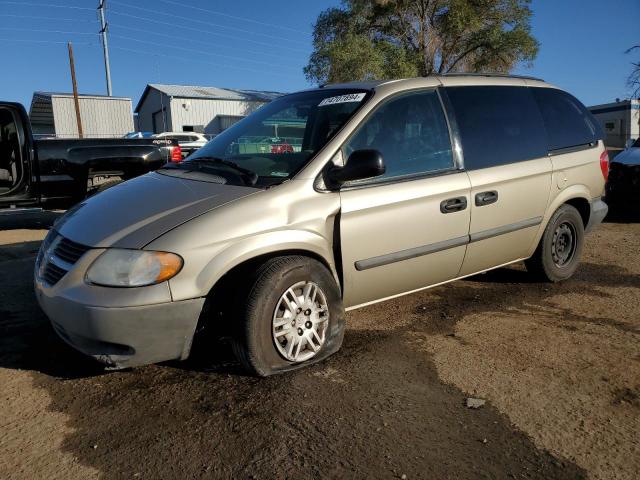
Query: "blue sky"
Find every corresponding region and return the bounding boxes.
[0,0,638,109]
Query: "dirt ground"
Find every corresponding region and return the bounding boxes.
[0,210,638,480]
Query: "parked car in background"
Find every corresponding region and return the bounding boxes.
[34,75,608,376]
[0,102,182,210]
[606,137,640,204]
[153,132,208,159]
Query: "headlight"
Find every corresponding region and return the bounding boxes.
[86,249,183,287]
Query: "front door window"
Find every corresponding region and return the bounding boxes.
[343,90,455,184]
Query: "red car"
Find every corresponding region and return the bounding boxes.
[270,142,293,154]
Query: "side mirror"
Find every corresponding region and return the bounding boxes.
[625,138,636,149]
[328,149,385,185]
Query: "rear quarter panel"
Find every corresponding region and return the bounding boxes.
[526,142,606,256]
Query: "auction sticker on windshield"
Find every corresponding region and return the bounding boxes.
[318,93,366,107]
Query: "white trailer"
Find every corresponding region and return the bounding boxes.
[588,99,640,149]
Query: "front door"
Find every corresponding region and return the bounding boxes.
[338,89,471,309]
[0,105,31,207]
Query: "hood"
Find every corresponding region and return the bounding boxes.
[612,147,640,166]
[55,172,259,248]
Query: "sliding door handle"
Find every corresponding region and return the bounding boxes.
[475,191,498,206]
[440,196,467,213]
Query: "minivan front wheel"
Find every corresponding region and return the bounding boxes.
[525,204,584,282]
[232,256,345,376]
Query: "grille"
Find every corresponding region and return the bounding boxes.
[37,232,91,287]
[42,261,68,286]
[53,237,91,264]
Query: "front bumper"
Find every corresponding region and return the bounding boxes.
[35,264,205,369]
[606,162,640,203]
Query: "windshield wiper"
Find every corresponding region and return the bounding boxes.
[179,156,258,186]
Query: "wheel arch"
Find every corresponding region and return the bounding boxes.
[527,186,592,257]
[210,248,337,296]
[191,244,339,340]
[170,228,340,301]
[564,197,590,228]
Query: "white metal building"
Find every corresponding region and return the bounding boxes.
[134,84,283,135]
[29,92,134,138]
[588,99,640,148]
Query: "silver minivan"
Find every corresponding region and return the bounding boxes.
[35,75,608,375]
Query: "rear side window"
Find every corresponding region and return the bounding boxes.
[446,86,547,170]
[532,88,601,151]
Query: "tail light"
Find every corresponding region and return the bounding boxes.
[599,150,609,181]
[170,145,182,163]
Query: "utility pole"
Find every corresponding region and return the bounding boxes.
[98,0,112,96]
[67,42,84,139]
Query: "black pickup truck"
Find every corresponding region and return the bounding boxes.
[0,102,181,210]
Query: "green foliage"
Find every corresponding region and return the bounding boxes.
[304,0,539,84]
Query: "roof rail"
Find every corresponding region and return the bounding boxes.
[438,72,545,82]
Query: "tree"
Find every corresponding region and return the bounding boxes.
[627,45,640,99]
[304,0,539,85]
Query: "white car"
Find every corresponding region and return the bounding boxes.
[153,132,208,158]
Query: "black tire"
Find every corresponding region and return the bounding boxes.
[231,255,345,376]
[525,204,584,282]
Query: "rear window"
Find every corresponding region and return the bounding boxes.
[446,86,547,170]
[532,88,601,151]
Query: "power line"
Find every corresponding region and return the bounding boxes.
[0,13,93,22]
[110,33,299,71]
[0,1,93,10]
[0,1,306,86]
[0,0,311,37]
[0,37,94,45]
[155,0,310,36]
[0,0,312,54]
[109,44,294,80]
[108,10,308,54]
[0,26,95,35]
[110,24,304,62]
[0,12,306,60]
[109,1,300,44]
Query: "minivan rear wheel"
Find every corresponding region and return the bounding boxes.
[525,204,584,282]
[231,256,345,376]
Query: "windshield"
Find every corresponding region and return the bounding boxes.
[180,88,370,187]
[633,137,640,148]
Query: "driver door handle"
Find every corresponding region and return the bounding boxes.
[440,196,467,214]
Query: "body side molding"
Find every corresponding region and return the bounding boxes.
[354,216,543,271]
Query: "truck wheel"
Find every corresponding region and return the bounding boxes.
[525,204,584,282]
[232,256,345,376]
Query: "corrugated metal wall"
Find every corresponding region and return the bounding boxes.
[51,96,134,138]
[136,89,171,133]
[169,97,265,134]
